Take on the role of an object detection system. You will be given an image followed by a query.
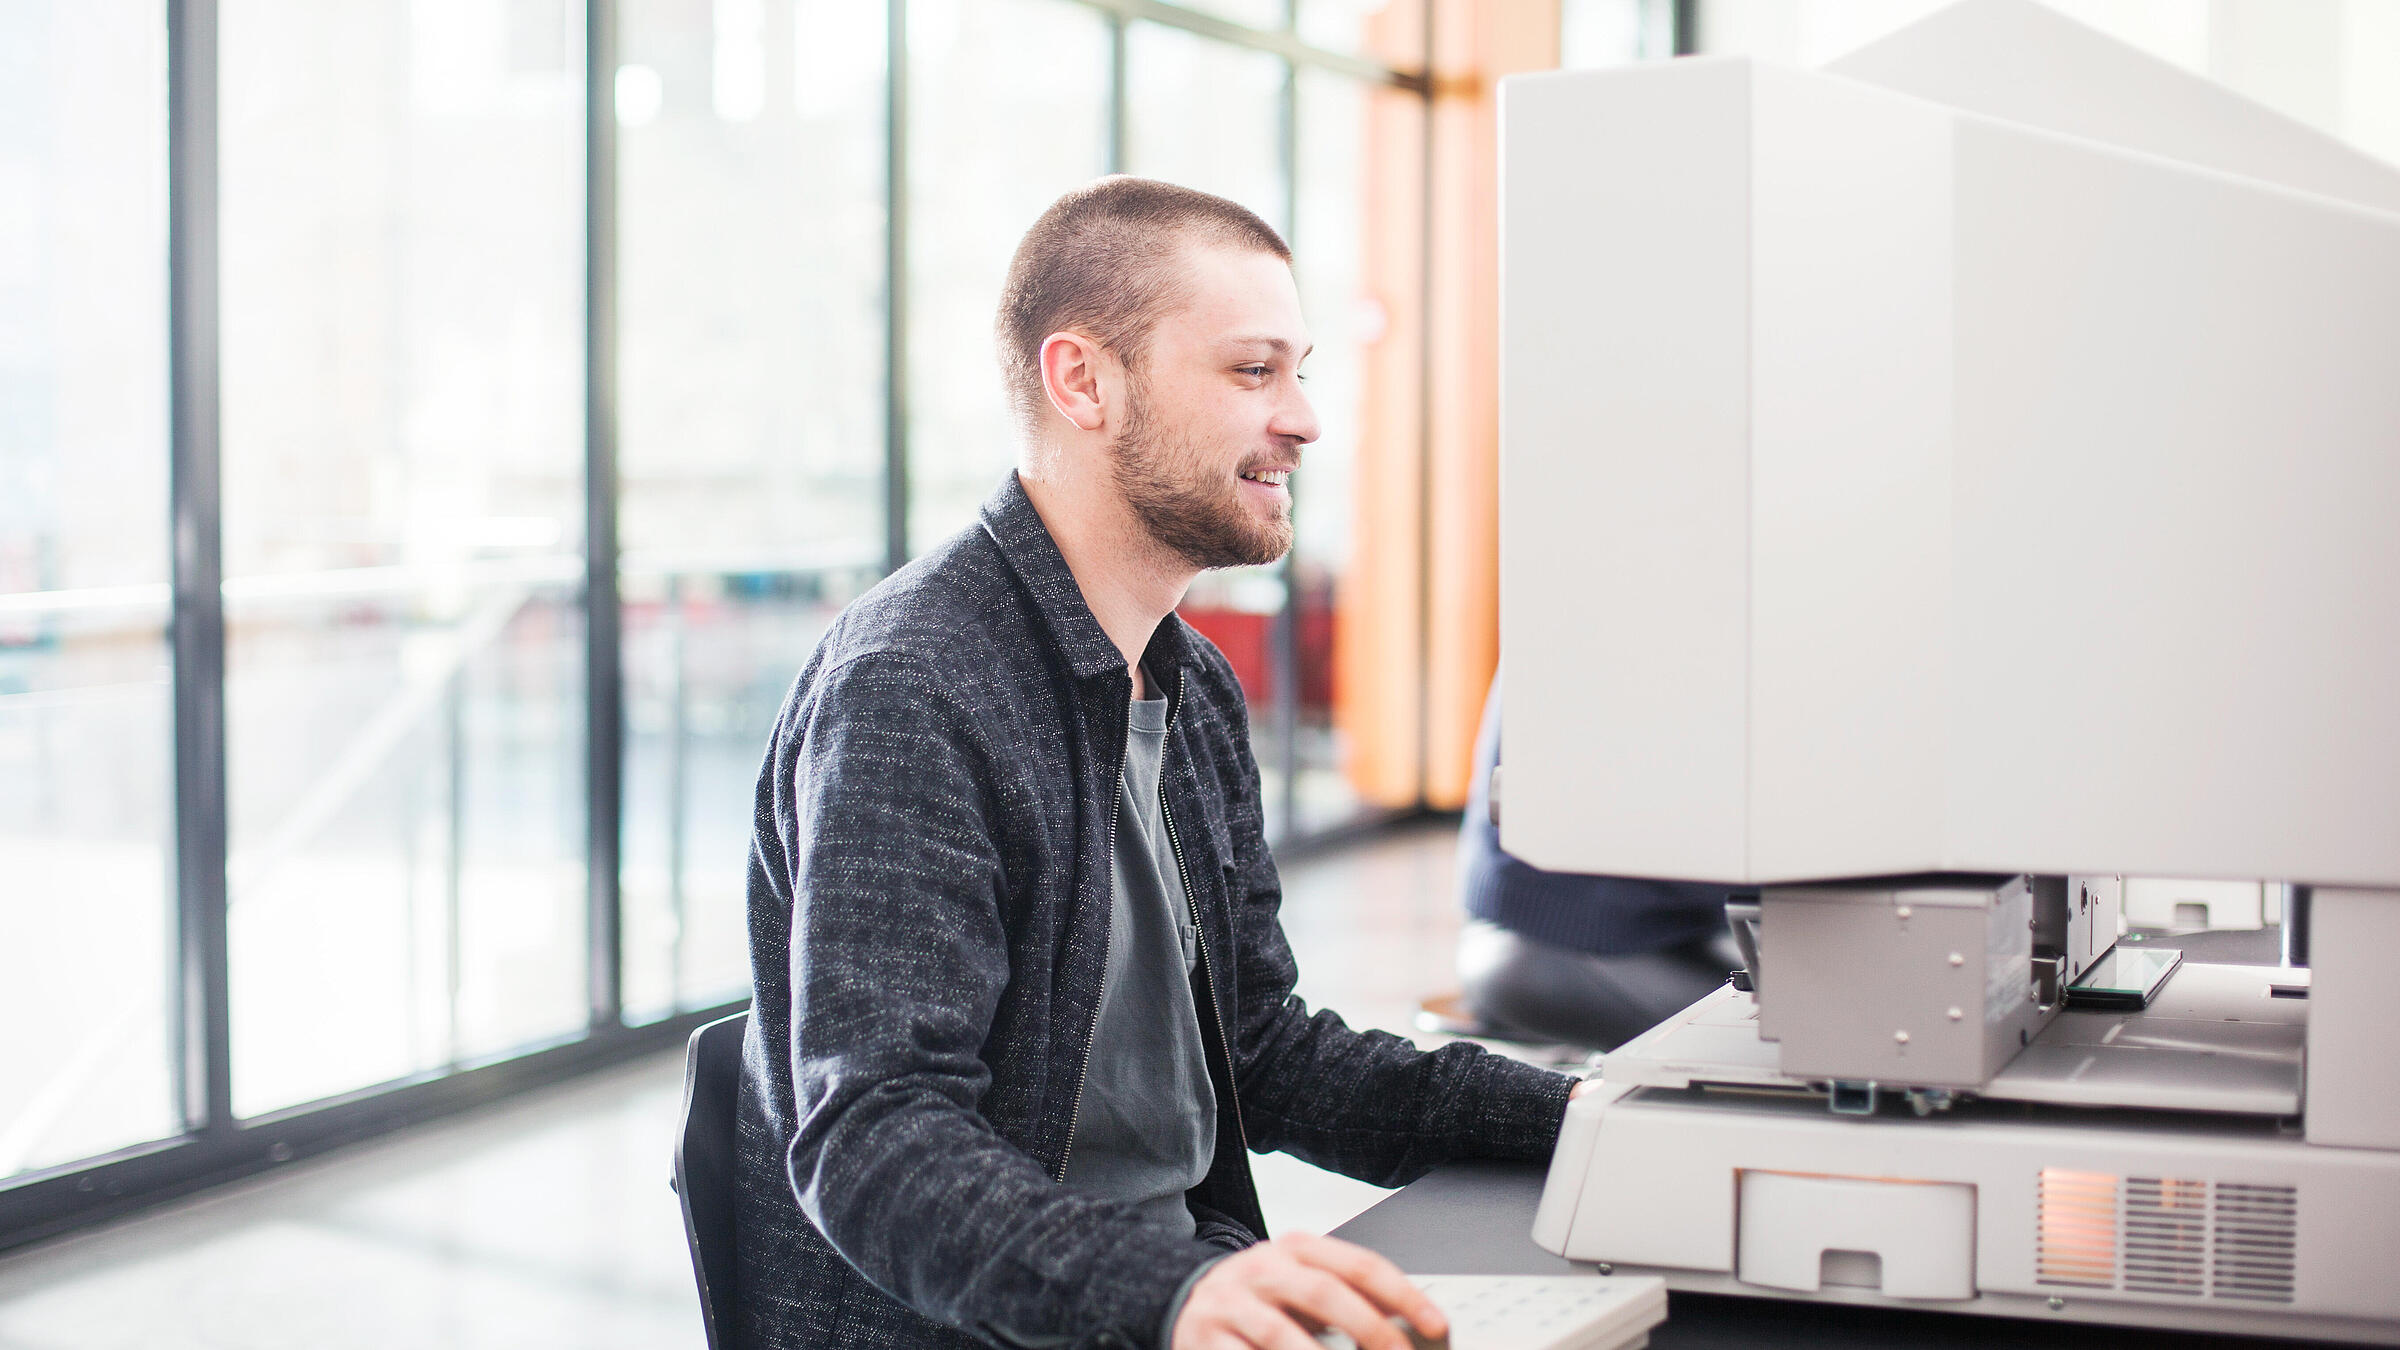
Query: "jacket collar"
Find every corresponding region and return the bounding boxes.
[980,470,1198,687]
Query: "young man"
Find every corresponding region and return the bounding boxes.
[734,177,1579,1350]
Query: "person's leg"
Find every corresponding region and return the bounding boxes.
[1457,920,1734,1051]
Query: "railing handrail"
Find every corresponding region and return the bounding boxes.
[0,545,882,625]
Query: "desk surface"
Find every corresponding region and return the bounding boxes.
[1328,1161,2318,1349]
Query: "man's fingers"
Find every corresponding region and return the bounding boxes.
[1173,1235,1451,1350]
[1223,1296,1331,1350]
[1254,1262,1409,1350]
[1287,1235,1449,1338]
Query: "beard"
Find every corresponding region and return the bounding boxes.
[1105,379,1295,571]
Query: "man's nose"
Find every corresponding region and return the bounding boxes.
[1273,382,1321,447]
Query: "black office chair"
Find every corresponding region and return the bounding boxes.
[674,1011,749,1350]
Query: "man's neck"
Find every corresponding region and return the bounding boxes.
[1017,468,1194,698]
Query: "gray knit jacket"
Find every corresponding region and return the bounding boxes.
[731,472,1574,1349]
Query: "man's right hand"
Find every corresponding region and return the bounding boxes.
[1171,1232,1447,1350]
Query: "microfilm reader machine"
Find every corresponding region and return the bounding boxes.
[1494,2,2400,1343]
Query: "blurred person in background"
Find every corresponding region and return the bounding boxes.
[1452,673,1743,1051]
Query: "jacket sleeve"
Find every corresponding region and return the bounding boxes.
[1203,672,1573,1188]
[766,651,1213,1349]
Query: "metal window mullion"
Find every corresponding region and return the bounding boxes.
[1271,54,1299,841]
[1674,0,1699,55]
[443,669,466,1062]
[1106,10,1128,174]
[166,0,233,1141]
[584,0,625,1031]
[884,0,910,574]
[665,577,689,1008]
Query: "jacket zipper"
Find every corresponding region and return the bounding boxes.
[1157,668,1253,1161]
[1054,704,1126,1184]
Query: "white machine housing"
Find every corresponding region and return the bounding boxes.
[1501,1,2400,1342]
[1497,3,2400,891]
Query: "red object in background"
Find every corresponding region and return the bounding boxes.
[1179,606,1271,699]
[1176,603,1336,714]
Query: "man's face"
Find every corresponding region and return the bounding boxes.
[1105,243,1319,571]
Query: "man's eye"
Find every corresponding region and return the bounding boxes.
[1237,365,1270,378]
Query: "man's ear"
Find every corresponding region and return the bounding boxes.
[1038,331,1110,433]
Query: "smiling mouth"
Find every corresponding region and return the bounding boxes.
[1238,468,1290,487]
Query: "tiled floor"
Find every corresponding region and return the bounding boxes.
[0,817,1490,1350]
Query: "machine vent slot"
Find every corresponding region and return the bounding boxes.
[2123,1178,2208,1295]
[2036,1169,2118,1288]
[2211,1183,2297,1303]
[2036,1173,2300,1302]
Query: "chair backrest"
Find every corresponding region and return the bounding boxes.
[675,1011,749,1350]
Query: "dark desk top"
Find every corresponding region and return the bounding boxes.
[1328,1160,2322,1349]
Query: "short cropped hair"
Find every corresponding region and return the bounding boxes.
[996,176,1292,436]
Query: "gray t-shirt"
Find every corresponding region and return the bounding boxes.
[1058,686,1218,1237]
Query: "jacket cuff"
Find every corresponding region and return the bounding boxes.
[1060,1231,1222,1350]
[1469,1053,1576,1161]
[979,1226,1219,1349]
[1154,1253,1231,1349]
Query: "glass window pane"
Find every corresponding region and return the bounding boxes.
[1126,24,1289,231]
[1561,0,1676,67]
[1125,28,1294,831]
[906,0,1110,551]
[1298,0,1424,66]
[616,0,884,1021]
[220,0,589,1118]
[1298,68,1422,826]
[1174,0,1287,32]
[1689,0,1950,64]
[0,0,177,1178]
[2350,1,2400,167]
[1292,70,1420,837]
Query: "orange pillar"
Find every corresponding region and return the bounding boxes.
[1338,0,1557,812]
[1334,3,1432,810]
[1424,2,1557,808]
